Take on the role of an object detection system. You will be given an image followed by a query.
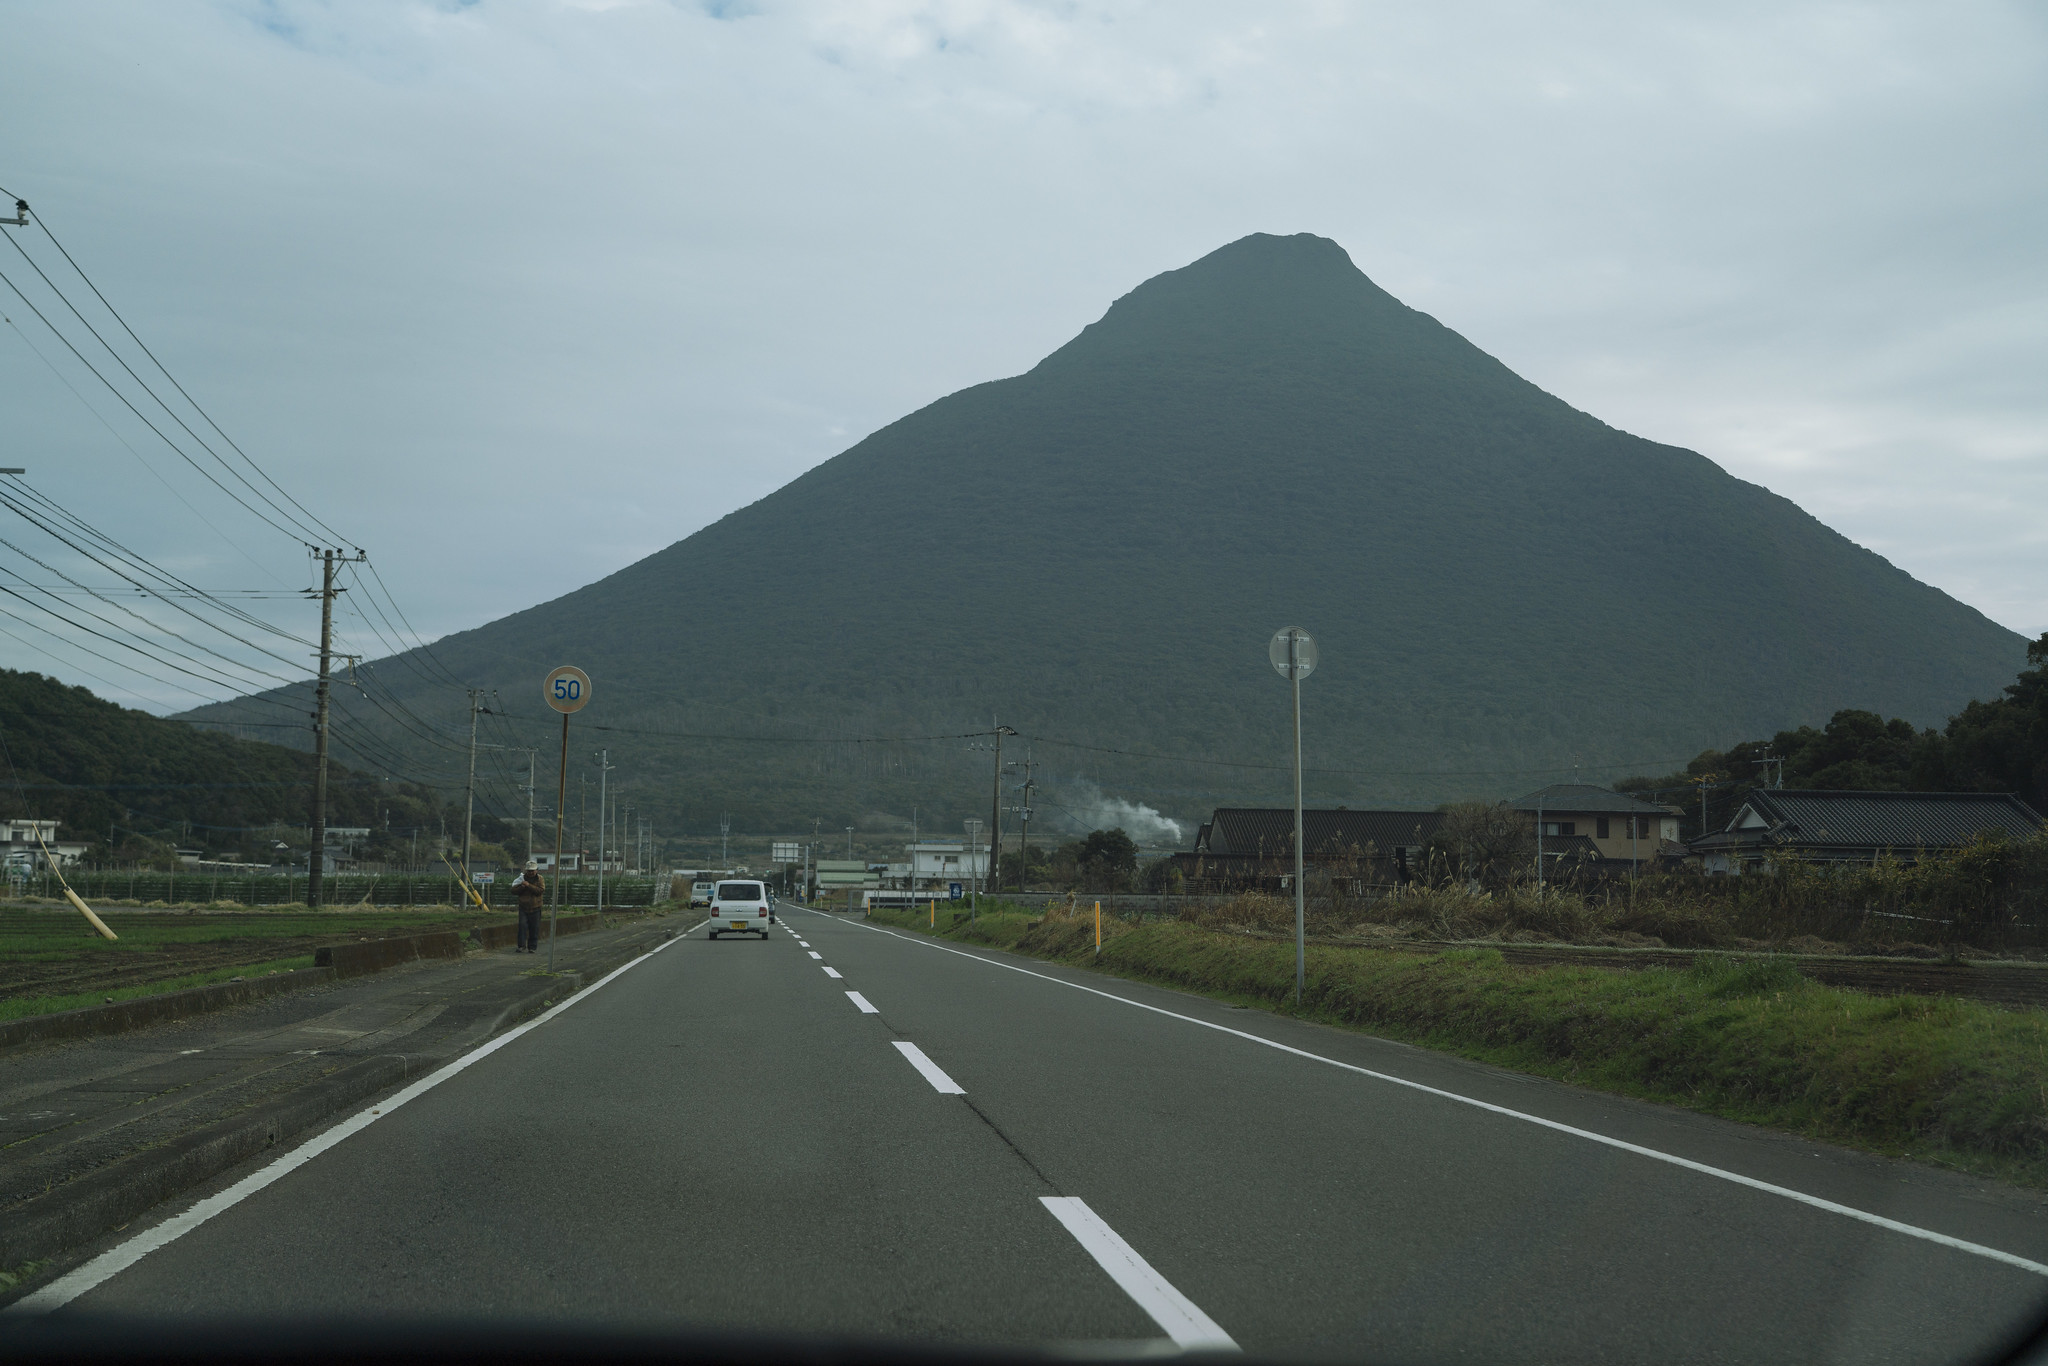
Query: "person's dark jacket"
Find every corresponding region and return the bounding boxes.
[514,872,545,911]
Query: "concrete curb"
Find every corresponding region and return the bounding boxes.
[0,968,341,1054]
[0,926,675,1276]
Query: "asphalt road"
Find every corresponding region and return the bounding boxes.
[11,904,2048,1363]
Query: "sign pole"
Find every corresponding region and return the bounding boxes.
[1269,627,1317,1008]
[550,709,567,971]
[541,664,592,971]
[1292,641,1304,1005]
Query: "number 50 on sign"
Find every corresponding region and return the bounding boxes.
[545,665,591,714]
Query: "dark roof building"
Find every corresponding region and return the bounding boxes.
[1690,790,2044,873]
[1193,807,1443,860]
[1177,807,1443,890]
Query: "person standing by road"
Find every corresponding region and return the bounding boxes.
[514,862,545,953]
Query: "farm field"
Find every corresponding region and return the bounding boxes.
[0,904,507,1021]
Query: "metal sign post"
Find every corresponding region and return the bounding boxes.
[543,665,591,971]
[1270,627,1317,1005]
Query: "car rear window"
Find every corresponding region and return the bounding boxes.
[716,882,763,900]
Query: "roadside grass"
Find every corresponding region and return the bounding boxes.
[864,903,2048,1188]
[0,954,319,1022]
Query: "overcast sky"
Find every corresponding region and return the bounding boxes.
[3,0,2044,715]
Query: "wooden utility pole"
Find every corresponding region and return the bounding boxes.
[460,688,484,881]
[308,550,336,908]
[307,548,364,908]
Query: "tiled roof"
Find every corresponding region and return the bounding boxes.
[1510,784,1672,815]
[1197,808,1443,857]
[1721,790,2042,851]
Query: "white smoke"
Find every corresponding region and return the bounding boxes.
[1051,781,1185,847]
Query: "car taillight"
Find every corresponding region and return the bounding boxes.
[758,908,766,917]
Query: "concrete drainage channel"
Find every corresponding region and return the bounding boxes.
[0,915,677,1286]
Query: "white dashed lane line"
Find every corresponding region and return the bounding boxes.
[807,951,822,960]
[846,991,879,1014]
[822,966,843,979]
[893,1042,966,1095]
[1041,1197,1237,1352]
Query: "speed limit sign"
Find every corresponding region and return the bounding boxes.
[544,665,591,714]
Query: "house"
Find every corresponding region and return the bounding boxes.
[1689,790,2045,873]
[899,841,988,894]
[0,819,90,868]
[1508,785,1681,867]
[1174,807,1444,890]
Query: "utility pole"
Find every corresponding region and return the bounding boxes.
[987,721,1015,893]
[306,547,364,908]
[720,815,731,870]
[522,749,536,868]
[594,750,614,912]
[1013,747,1036,891]
[460,688,485,880]
[965,817,984,921]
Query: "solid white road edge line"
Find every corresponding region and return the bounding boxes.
[846,990,879,1014]
[893,1041,967,1095]
[7,918,706,1317]
[1040,1196,1237,1351]
[823,912,2048,1280]
[822,966,843,979]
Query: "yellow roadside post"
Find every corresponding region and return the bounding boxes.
[439,853,491,911]
[930,898,935,928]
[1095,900,1101,956]
[37,827,114,940]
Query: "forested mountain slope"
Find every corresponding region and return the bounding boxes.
[183,234,2026,836]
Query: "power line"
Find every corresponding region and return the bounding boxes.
[27,206,352,546]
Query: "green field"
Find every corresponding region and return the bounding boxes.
[0,905,506,1021]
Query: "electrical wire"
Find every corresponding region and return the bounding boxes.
[26,206,352,546]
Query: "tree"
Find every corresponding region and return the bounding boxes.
[1427,803,1533,886]
[1077,827,1139,892]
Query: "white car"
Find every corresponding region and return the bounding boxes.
[708,880,772,939]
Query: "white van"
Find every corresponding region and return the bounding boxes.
[689,879,716,907]
[708,880,772,939]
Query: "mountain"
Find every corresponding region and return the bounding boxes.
[183,233,2026,842]
[0,668,455,859]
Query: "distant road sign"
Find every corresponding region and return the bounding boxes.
[544,665,591,714]
[474,872,495,885]
[948,882,963,900]
[771,841,801,863]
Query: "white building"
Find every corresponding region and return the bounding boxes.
[0,819,89,867]
[901,841,988,893]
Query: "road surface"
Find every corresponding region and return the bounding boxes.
[11,906,2048,1362]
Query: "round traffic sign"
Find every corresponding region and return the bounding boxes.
[544,664,591,714]
[1269,627,1317,681]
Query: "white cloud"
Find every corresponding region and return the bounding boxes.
[0,0,2043,714]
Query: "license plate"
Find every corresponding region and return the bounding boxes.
[730,921,748,929]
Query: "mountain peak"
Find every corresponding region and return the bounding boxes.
[1036,232,1415,375]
